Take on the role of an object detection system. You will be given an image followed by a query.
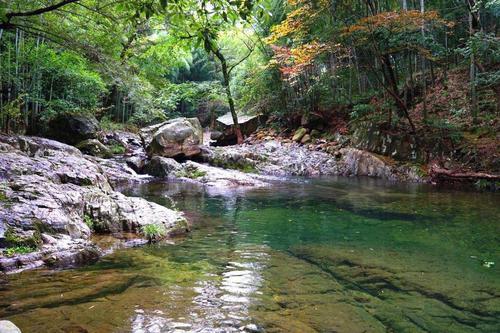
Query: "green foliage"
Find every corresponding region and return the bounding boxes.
[425,117,463,144]
[351,104,376,120]
[475,179,500,192]
[4,227,41,248]
[157,81,225,118]
[83,215,95,230]
[176,168,207,179]
[109,144,126,155]
[0,35,107,132]
[4,246,36,257]
[141,224,167,242]
[0,183,8,202]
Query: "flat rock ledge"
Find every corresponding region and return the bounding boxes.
[203,140,425,182]
[0,135,187,274]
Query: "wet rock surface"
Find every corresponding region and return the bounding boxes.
[0,136,187,273]
[143,156,181,178]
[177,161,271,189]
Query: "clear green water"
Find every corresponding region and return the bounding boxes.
[1,177,499,332]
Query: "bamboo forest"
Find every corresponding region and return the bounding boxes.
[0,0,499,332]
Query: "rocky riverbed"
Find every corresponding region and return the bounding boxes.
[0,117,431,274]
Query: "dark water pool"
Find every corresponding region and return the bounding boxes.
[1,177,499,332]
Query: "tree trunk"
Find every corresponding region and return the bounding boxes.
[213,47,243,144]
[420,0,428,121]
[468,11,478,123]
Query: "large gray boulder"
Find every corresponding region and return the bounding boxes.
[46,113,100,145]
[145,118,203,158]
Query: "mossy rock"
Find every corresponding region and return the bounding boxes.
[4,227,42,248]
[292,127,307,142]
[76,139,113,158]
[176,167,207,179]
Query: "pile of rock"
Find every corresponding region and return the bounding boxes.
[0,135,187,273]
[203,140,425,181]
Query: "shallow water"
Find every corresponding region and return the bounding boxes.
[1,177,499,332]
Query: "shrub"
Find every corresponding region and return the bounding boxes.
[351,104,376,120]
[109,144,126,155]
[141,224,167,243]
[83,215,95,230]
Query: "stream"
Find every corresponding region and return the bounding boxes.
[0,177,499,332]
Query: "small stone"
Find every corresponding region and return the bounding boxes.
[300,134,311,144]
[172,322,192,329]
[292,127,307,142]
[240,323,262,332]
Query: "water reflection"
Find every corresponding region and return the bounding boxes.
[1,176,499,332]
[127,244,268,333]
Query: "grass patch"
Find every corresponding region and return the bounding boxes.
[211,157,257,173]
[5,227,42,248]
[84,215,95,230]
[0,181,9,202]
[141,224,167,243]
[108,144,126,155]
[3,246,36,257]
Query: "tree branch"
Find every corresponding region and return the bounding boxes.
[228,40,255,74]
[6,0,80,21]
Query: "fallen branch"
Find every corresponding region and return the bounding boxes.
[430,164,500,182]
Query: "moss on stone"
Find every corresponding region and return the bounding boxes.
[4,246,36,257]
[5,227,42,249]
[176,168,207,179]
[211,156,257,173]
